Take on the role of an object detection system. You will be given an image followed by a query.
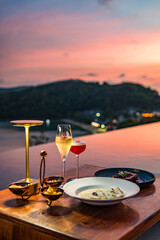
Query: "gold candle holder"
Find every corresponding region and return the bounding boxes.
[10,120,44,195]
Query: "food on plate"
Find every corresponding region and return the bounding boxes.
[44,186,62,195]
[44,176,64,187]
[78,186,124,200]
[9,184,26,188]
[47,179,61,183]
[112,171,138,182]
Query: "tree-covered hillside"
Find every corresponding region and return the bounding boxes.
[0,80,160,120]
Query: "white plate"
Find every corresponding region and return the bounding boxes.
[63,177,140,206]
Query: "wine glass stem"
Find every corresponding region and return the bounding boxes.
[76,155,79,179]
[62,158,66,180]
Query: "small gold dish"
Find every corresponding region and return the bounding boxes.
[41,186,63,206]
[8,182,30,196]
[44,176,64,187]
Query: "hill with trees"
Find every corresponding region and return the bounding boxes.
[0,80,160,122]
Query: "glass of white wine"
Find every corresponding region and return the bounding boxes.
[55,124,73,181]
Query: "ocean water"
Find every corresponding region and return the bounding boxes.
[0,121,88,152]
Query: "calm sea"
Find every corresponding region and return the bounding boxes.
[0,120,89,152]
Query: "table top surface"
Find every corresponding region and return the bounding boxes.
[0,164,160,240]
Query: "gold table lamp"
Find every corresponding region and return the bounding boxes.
[10,120,44,195]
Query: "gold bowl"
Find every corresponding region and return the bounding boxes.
[44,176,64,187]
[41,186,63,206]
[8,182,30,196]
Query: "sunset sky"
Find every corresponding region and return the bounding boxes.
[0,0,160,92]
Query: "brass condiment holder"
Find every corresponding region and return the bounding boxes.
[39,150,64,206]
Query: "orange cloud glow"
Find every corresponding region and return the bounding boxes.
[1,1,160,92]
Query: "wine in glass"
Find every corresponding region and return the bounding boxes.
[70,140,86,179]
[55,124,73,181]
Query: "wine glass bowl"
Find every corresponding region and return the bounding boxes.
[41,186,63,206]
[44,176,64,187]
[70,140,86,155]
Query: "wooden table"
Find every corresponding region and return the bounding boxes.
[0,164,160,240]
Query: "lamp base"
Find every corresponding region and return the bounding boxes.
[15,178,39,196]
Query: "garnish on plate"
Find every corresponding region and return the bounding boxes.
[112,171,139,182]
[118,171,129,178]
[92,191,98,196]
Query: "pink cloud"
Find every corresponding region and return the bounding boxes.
[1,7,160,92]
